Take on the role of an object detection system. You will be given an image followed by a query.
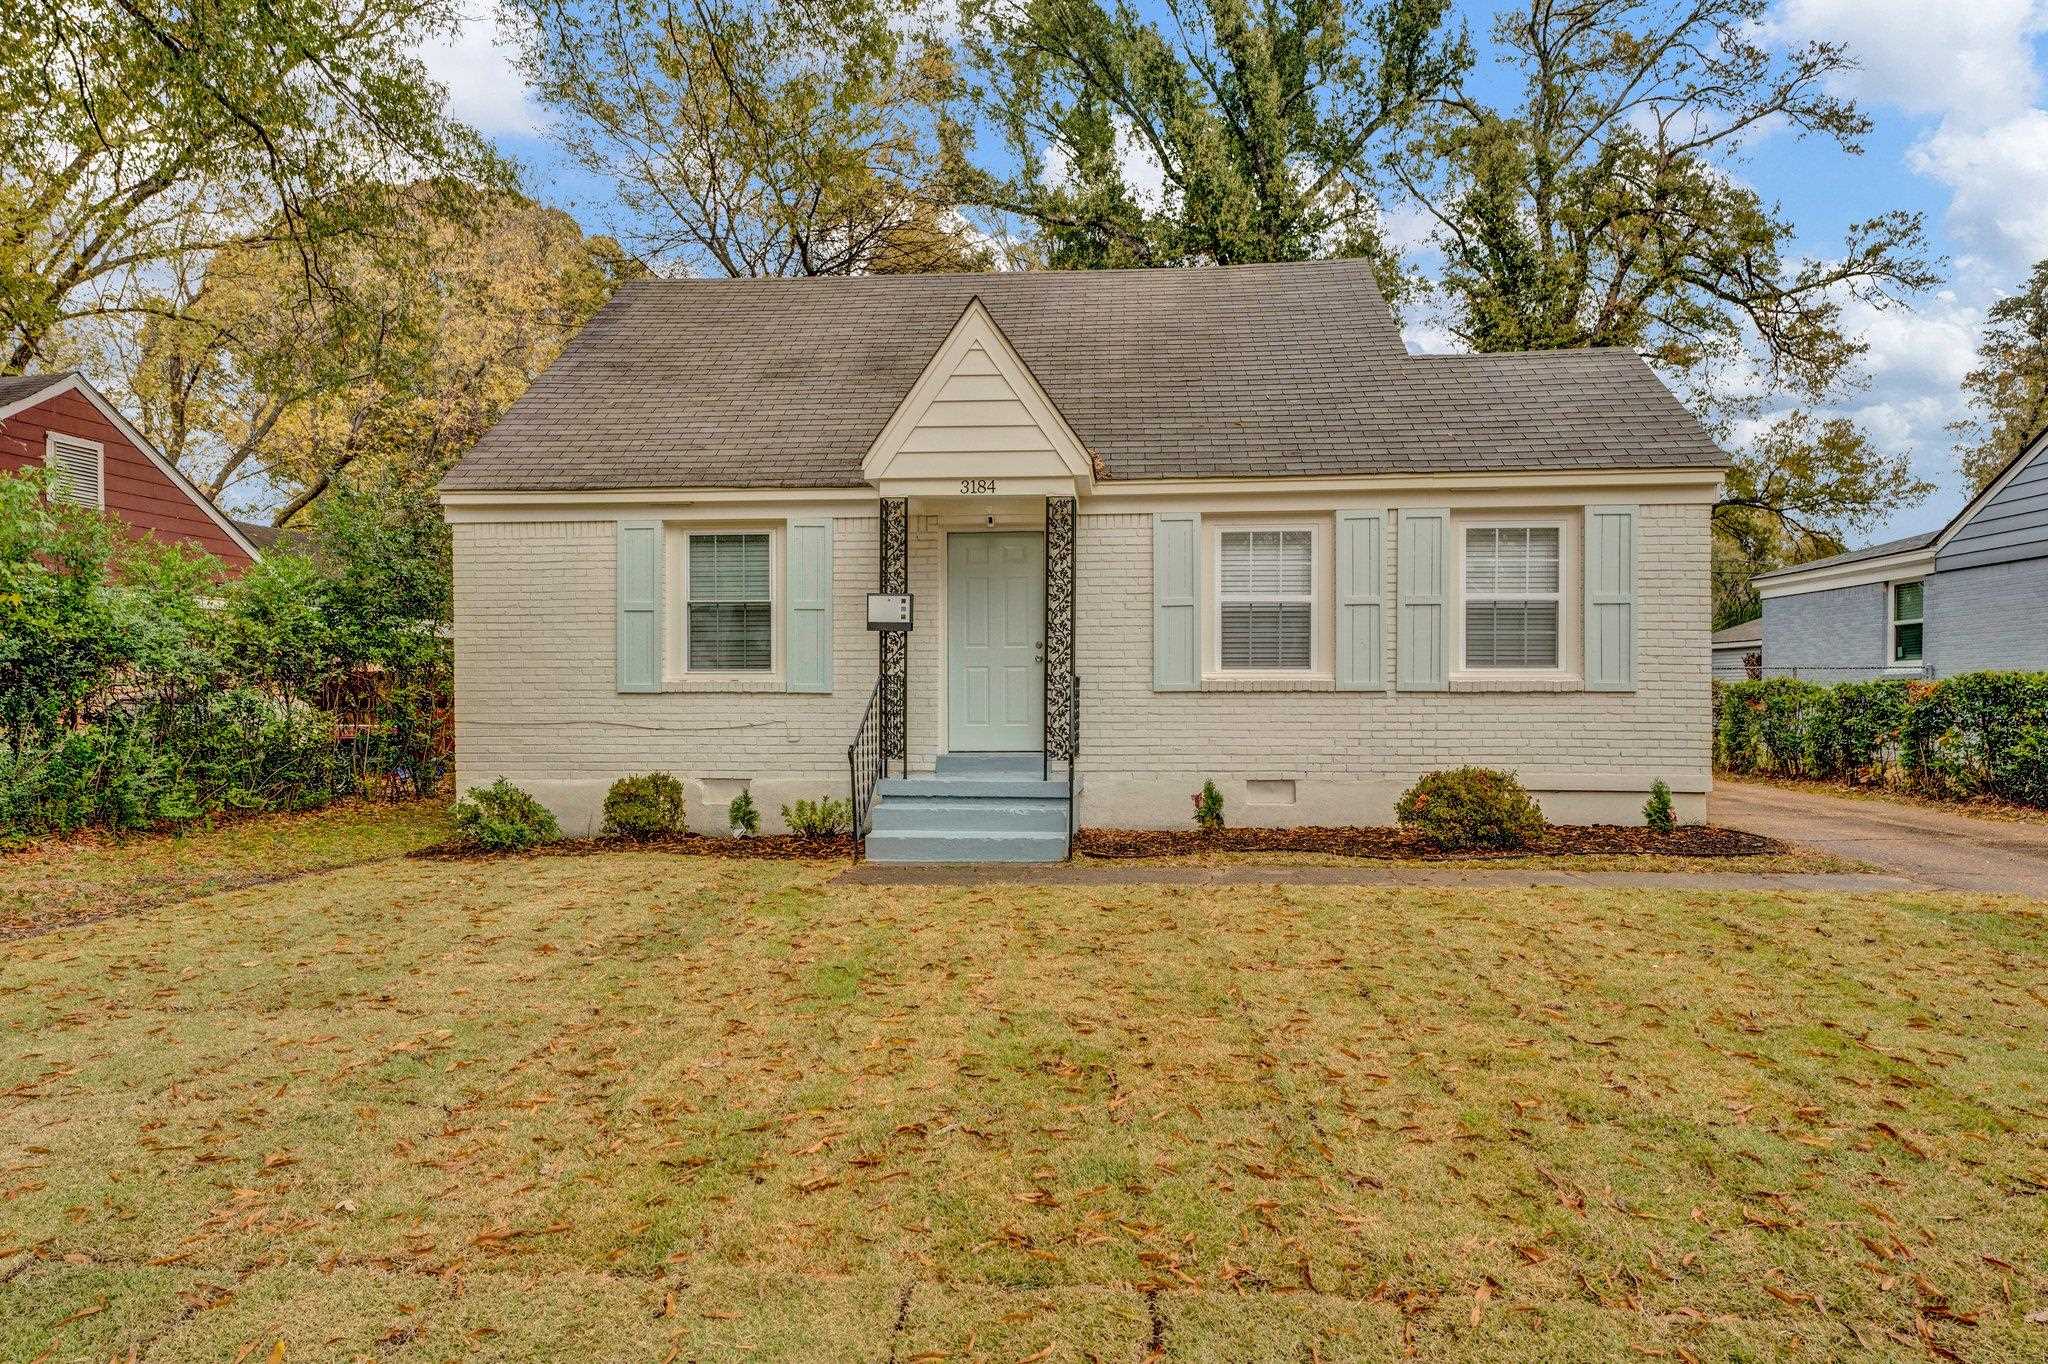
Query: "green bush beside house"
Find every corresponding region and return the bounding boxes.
[0,469,451,839]
[1714,672,2048,807]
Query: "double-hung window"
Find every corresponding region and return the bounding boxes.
[1462,524,1562,670]
[1891,581,1924,665]
[1217,527,1314,671]
[685,531,773,672]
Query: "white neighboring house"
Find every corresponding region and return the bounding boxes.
[439,262,1729,860]
[1753,431,2048,683]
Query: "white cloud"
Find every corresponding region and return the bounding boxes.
[1777,0,2048,273]
[417,11,542,138]
[1909,110,2048,272]
[1777,0,2047,119]
[1754,3,2048,535]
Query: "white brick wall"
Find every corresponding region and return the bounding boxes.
[1067,504,1711,824]
[452,501,1712,832]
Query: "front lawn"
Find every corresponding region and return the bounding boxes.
[0,800,452,940]
[2,848,2044,1361]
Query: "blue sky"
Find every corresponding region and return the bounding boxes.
[421,1,2048,547]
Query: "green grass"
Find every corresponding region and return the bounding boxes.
[0,800,452,939]
[1,848,2045,1361]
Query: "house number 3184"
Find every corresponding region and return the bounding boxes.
[959,478,997,495]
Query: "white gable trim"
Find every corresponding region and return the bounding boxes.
[0,373,262,561]
[861,297,1094,494]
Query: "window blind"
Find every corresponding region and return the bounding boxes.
[1220,529,1312,670]
[688,532,772,671]
[1464,526,1561,669]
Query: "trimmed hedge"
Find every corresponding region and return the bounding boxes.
[1715,672,2048,807]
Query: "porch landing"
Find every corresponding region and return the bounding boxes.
[864,752,1071,863]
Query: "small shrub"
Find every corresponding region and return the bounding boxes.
[602,772,687,840]
[1191,779,1225,832]
[728,788,760,836]
[1643,779,1675,833]
[452,778,560,852]
[1396,767,1545,851]
[781,795,850,838]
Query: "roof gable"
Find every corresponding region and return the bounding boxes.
[862,298,1093,493]
[1934,429,2048,570]
[0,373,261,564]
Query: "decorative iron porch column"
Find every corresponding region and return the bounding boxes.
[879,496,909,768]
[1043,496,1077,767]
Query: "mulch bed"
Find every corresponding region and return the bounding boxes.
[1076,824,1786,861]
[411,824,1783,863]
[409,831,856,862]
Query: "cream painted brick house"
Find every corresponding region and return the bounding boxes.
[440,261,1728,860]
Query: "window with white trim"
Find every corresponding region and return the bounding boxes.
[1891,580,1924,664]
[1462,524,1562,669]
[1217,527,1314,670]
[685,532,773,671]
[44,433,103,508]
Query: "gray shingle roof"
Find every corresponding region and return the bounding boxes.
[1752,531,1938,582]
[1711,617,1762,646]
[0,372,72,408]
[441,260,1728,493]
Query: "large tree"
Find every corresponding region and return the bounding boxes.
[508,0,986,277]
[0,0,501,373]
[1398,0,1934,404]
[1710,413,1931,626]
[953,0,1467,275]
[1952,258,2048,492]
[115,188,636,521]
[1395,1,1939,623]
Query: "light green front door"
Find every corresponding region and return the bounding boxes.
[947,532,1045,752]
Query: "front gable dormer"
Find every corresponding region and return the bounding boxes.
[862,298,1094,497]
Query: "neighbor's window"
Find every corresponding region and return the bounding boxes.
[1463,525,1562,669]
[686,532,773,671]
[1218,528,1313,670]
[1892,580,1924,664]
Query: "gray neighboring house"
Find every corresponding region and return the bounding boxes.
[440,261,1730,859]
[1710,617,1761,681]
[1754,430,2048,681]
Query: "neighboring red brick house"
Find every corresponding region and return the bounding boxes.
[0,372,260,568]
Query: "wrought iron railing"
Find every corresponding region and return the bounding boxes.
[1063,673,1080,859]
[847,677,891,859]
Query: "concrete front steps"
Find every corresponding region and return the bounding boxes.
[864,751,1071,863]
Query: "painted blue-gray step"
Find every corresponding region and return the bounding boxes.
[876,775,1066,800]
[870,797,1069,834]
[862,828,1069,863]
[933,751,1047,777]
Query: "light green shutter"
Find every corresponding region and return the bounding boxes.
[1335,510,1384,690]
[616,520,663,692]
[1584,505,1637,691]
[1397,508,1449,691]
[1153,513,1199,690]
[785,518,833,693]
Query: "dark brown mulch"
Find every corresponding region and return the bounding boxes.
[1075,824,1785,861]
[408,831,854,862]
